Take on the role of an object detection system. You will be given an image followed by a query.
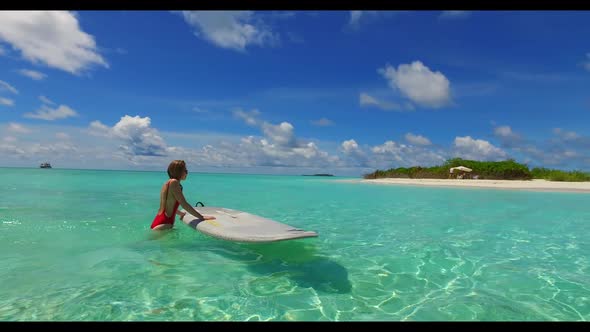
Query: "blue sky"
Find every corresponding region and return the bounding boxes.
[1,10,589,176]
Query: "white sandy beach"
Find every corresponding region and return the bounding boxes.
[349,178,590,193]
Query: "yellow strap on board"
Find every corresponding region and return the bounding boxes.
[206,220,221,227]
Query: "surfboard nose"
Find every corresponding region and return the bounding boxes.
[180,206,318,243]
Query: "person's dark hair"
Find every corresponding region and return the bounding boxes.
[167,160,186,180]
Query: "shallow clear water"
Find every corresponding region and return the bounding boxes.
[0,168,589,321]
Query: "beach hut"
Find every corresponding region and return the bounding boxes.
[449,166,472,179]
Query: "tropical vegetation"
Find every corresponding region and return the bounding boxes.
[363,158,590,182]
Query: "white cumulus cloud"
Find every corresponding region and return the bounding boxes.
[493,125,522,148]
[494,126,521,145]
[0,11,108,74]
[0,141,26,156]
[553,128,579,140]
[24,104,78,121]
[88,120,110,136]
[39,95,56,105]
[233,108,261,126]
[341,139,360,154]
[236,136,339,168]
[347,11,394,29]
[439,11,471,19]
[0,97,14,106]
[88,115,169,157]
[371,140,446,168]
[378,61,452,108]
[7,122,31,134]
[349,11,364,26]
[452,136,507,161]
[18,69,47,80]
[261,121,297,148]
[228,110,341,168]
[0,80,18,94]
[359,92,402,111]
[583,53,590,72]
[340,139,369,166]
[494,125,516,138]
[179,11,276,52]
[372,140,402,155]
[359,92,378,106]
[311,118,334,126]
[55,132,70,140]
[405,133,432,146]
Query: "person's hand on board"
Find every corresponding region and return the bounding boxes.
[203,215,216,220]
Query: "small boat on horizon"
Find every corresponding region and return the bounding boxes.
[40,162,52,169]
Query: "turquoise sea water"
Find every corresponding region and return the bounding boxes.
[0,167,589,321]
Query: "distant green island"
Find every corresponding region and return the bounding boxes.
[363,158,590,182]
[303,174,334,177]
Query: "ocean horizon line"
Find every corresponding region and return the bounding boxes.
[0,165,353,178]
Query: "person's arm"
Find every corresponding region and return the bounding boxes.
[169,180,213,220]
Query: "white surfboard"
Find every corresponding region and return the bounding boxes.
[180,206,318,243]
